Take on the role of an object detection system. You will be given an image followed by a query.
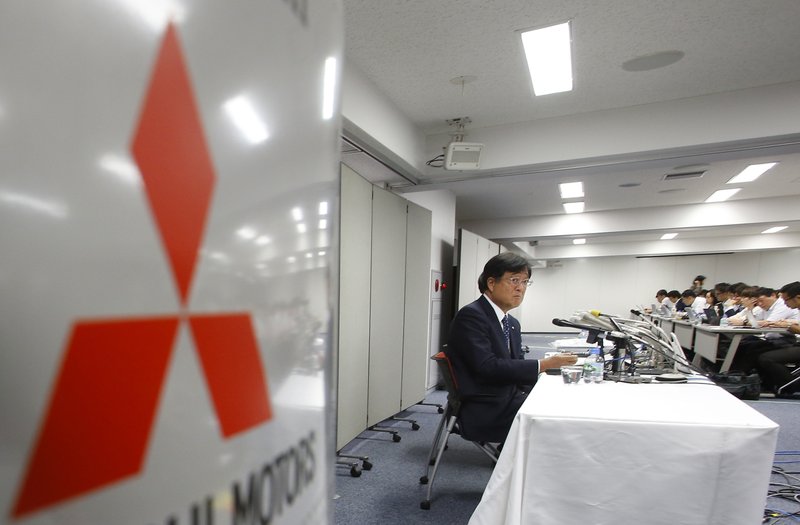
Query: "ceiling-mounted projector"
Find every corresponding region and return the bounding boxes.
[444,142,483,170]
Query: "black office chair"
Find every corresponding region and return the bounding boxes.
[419,351,499,510]
[776,365,800,396]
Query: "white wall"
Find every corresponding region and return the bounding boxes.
[517,248,800,332]
[403,189,456,274]
[341,62,426,177]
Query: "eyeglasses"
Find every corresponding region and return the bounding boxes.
[504,277,532,288]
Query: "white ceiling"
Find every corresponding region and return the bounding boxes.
[341,0,800,256]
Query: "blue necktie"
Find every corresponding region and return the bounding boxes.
[502,315,510,353]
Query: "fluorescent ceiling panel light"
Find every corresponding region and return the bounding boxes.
[727,162,777,184]
[562,201,584,214]
[559,181,583,199]
[291,207,303,221]
[318,219,328,230]
[318,201,328,215]
[660,233,678,240]
[322,57,337,120]
[223,95,269,144]
[255,235,271,245]
[296,223,307,233]
[761,226,787,234]
[572,238,586,245]
[521,21,573,96]
[705,188,740,203]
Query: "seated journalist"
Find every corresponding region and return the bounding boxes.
[444,252,577,443]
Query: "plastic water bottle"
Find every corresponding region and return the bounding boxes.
[583,347,604,383]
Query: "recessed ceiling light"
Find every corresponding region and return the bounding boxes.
[660,233,678,240]
[705,188,740,203]
[727,162,777,184]
[572,238,586,245]
[520,21,573,96]
[663,171,705,181]
[291,207,303,221]
[622,50,685,72]
[761,226,787,234]
[563,201,584,214]
[559,181,584,199]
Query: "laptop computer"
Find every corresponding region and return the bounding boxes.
[704,308,720,326]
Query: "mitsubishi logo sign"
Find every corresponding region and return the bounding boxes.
[11,24,273,519]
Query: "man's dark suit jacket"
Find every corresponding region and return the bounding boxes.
[444,295,540,442]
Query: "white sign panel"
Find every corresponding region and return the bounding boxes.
[0,2,342,524]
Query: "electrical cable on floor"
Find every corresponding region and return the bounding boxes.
[764,452,800,523]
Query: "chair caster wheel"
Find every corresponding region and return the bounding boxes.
[412,423,420,431]
[392,434,401,443]
[437,407,444,414]
[350,466,362,477]
[362,460,373,470]
[420,500,431,510]
[419,475,428,484]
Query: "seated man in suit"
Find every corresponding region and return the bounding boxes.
[730,286,799,373]
[444,252,577,443]
[756,282,800,396]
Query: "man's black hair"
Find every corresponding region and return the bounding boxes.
[756,287,776,297]
[478,252,531,294]
[780,281,800,297]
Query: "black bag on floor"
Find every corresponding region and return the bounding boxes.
[710,372,761,400]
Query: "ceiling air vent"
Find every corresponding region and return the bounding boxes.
[662,170,705,181]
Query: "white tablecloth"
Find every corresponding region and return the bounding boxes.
[469,375,778,525]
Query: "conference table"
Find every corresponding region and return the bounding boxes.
[469,375,778,525]
[693,325,788,372]
[644,315,789,372]
[671,319,696,349]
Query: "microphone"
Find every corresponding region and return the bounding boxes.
[579,311,616,331]
[630,309,642,316]
[552,318,604,332]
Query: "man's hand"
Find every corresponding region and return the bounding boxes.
[540,353,578,371]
